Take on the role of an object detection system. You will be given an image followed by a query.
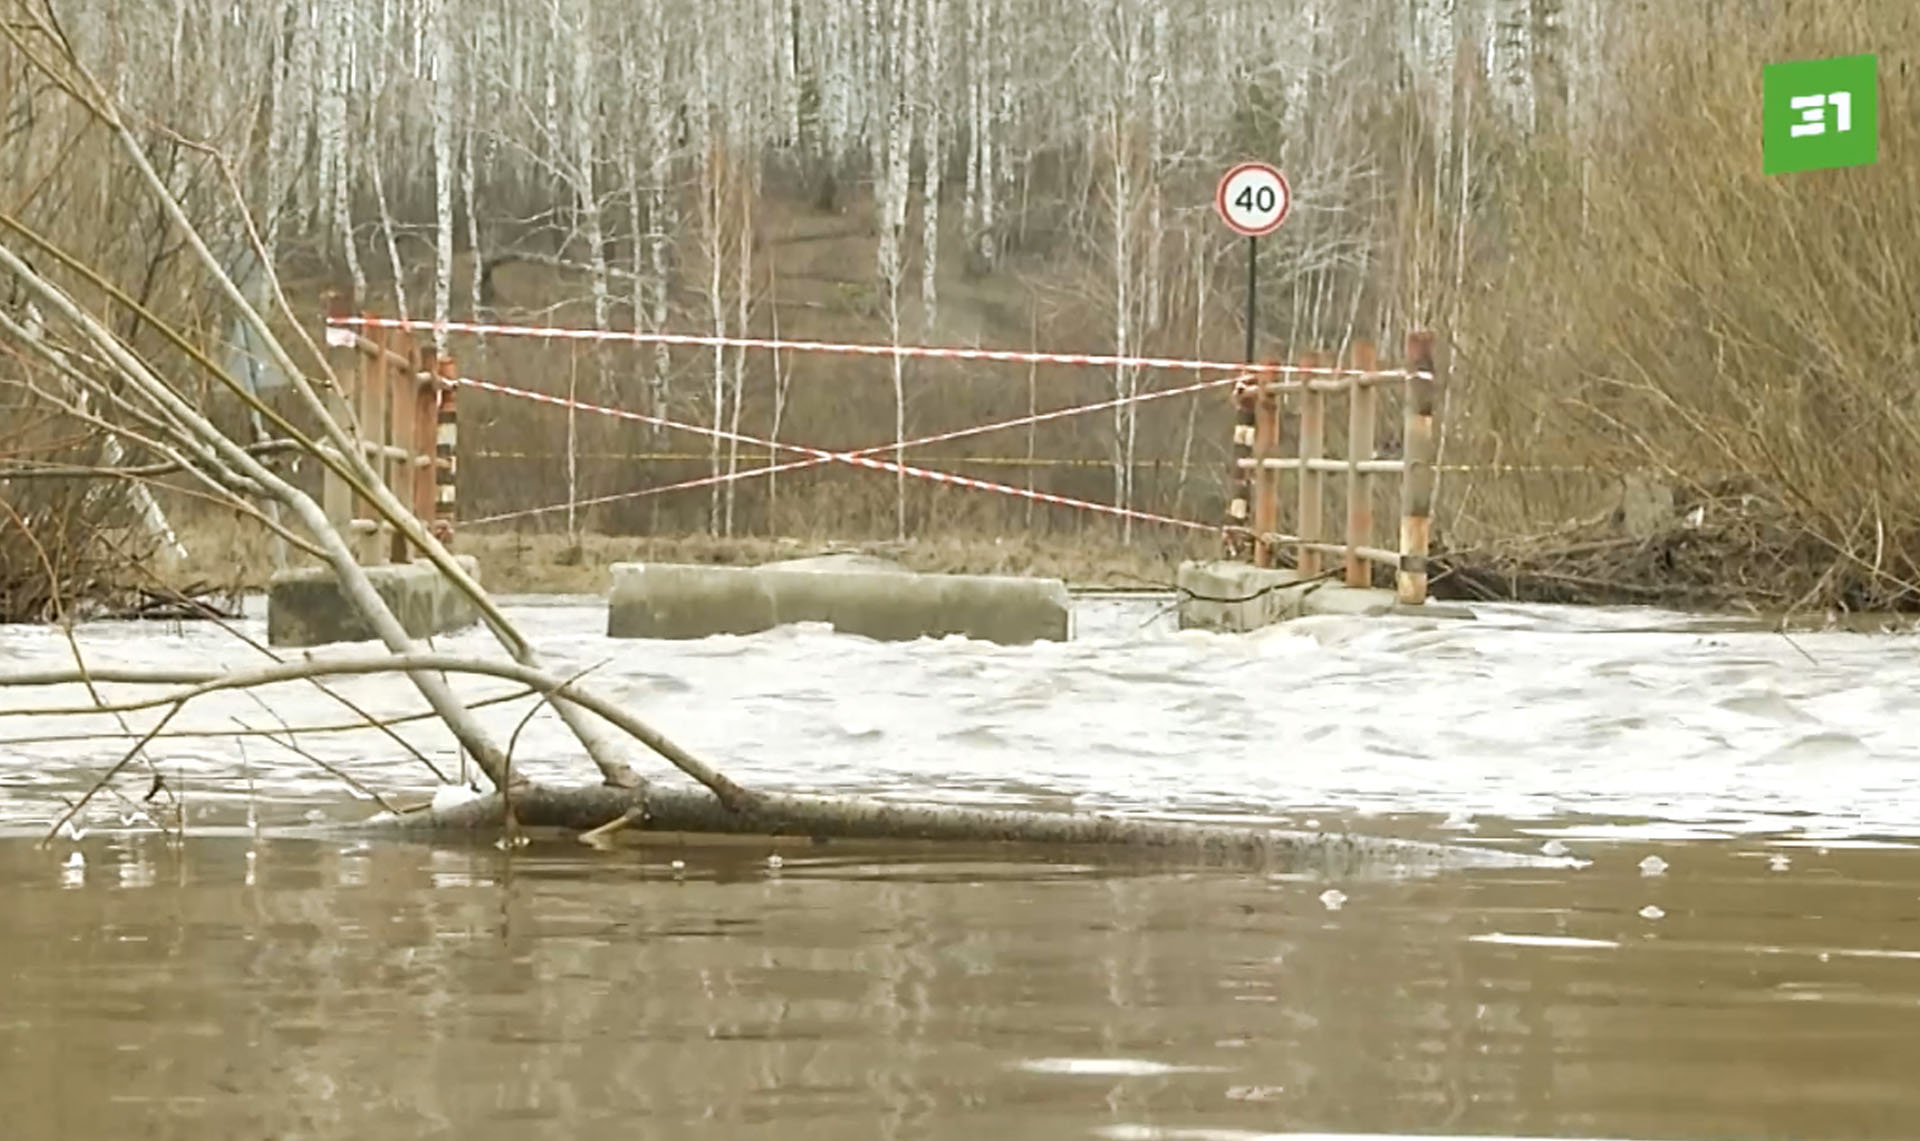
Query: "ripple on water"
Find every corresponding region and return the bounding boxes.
[1757,732,1867,764]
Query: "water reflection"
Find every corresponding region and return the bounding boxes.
[2,833,1917,1139]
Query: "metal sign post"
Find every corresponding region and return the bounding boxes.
[1214,161,1293,363]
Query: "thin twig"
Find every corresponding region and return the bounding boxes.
[42,701,184,847]
[3,653,755,812]
[234,714,408,817]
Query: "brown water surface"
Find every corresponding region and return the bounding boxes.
[6,597,1920,1138]
[4,830,1918,1140]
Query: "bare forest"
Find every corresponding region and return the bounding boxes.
[3,0,1919,615]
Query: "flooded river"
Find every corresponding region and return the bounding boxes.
[3,596,1919,1138]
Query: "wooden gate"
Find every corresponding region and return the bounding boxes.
[1224,331,1439,605]
[322,310,457,565]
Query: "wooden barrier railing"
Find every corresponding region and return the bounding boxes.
[1226,330,1439,605]
[321,312,457,565]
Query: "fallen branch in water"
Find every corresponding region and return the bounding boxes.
[1,653,756,811]
[0,654,1579,873]
[0,683,540,748]
[365,781,1571,875]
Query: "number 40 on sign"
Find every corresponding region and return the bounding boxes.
[1215,161,1292,237]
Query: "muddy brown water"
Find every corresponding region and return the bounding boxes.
[3,596,1919,1139]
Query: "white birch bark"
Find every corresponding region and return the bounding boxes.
[644,3,674,427]
[622,49,648,405]
[364,2,410,327]
[564,0,612,377]
[265,0,314,254]
[766,246,791,532]
[975,0,996,271]
[1107,3,1141,538]
[323,0,364,303]
[696,11,727,534]
[725,165,752,538]
[463,68,483,323]
[962,0,980,256]
[879,0,916,541]
[1144,0,1167,333]
[823,0,849,156]
[990,2,1012,267]
[429,0,456,357]
[918,0,945,337]
[777,0,801,146]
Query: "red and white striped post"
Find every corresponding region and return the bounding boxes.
[433,355,458,548]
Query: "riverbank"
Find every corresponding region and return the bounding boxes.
[158,524,1204,597]
[1430,475,1920,620]
[19,473,1919,625]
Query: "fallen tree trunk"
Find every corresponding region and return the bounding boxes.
[365,781,1580,875]
[370,783,1574,872]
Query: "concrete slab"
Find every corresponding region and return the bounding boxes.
[268,556,483,648]
[607,556,1070,644]
[1174,560,1474,634]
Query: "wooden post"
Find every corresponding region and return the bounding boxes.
[320,300,354,538]
[1398,330,1439,605]
[434,356,458,549]
[347,323,379,565]
[1296,351,1326,576]
[352,320,380,523]
[411,349,438,525]
[1226,380,1257,559]
[1252,377,1280,567]
[1345,342,1378,588]
[388,343,421,565]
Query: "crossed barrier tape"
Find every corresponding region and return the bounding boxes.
[325,314,1417,534]
[450,371,1253,529]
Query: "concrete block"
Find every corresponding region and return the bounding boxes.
[607,554,1070,645]
[268,556,482,648]
[1175,560,1474,633]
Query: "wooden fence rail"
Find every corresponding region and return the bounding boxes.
[1226,330,1440,605]
[321,312,458,565]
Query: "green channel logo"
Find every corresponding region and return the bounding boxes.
[1764,53,1878,175]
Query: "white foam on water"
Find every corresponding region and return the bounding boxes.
[1013,1057,1227,1077]
[1468,932,1622,949]
[5,595,1920,840]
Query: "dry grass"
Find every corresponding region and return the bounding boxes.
[1430,6,1920,612]
[156,517,1203,596]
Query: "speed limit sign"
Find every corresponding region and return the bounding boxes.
[1215,161,1292,237]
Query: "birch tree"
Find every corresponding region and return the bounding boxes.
[724,11,759,538]
[877,0,916,540]
[694,5,729,535]
[562,0,613,368]
[321,0,364,305]
[429,0,456,357]
[642,0,675,426]
[1102,0,1145,540]
[918,0,946,336]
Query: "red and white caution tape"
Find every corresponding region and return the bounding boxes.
[452,372,1237,531]
[331,313,1408,381]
